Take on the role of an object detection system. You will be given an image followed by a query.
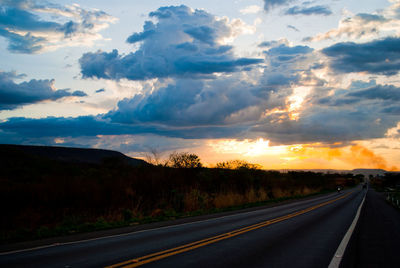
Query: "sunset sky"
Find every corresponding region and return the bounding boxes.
[0,0,399,170]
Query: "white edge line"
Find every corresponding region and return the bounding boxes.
[0,191,340,256]
[328,190,366,268]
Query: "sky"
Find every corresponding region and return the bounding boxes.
[0,0,399,170]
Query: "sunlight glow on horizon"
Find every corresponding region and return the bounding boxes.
[208,138,287,157]
[200,138,399,171]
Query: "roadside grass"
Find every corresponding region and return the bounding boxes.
[1,188,337,243]
[385,191,400,209]
[0,157,361,244]
[0,187,340,243]
[371,173,400,209]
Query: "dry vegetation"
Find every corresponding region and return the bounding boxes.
[0,151,360,243]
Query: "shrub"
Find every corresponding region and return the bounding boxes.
[168,152,203,168]
[215,160,261,170]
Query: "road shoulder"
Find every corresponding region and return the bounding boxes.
[340,189,400,267]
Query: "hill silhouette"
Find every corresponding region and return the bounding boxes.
[0,144,148,167]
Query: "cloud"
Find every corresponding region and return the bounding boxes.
[107,76,264,128]
[346,145,397,170]
[261,42,314,88]
[287,25,299,32]
[0,29,398,151]
[0,115,250,141]
[255,41,324,123]
[322,37,400,76]
[0,0,116,53]
[318,80,400,104]
[263,0,292,12]
[253,104,397,144]
[240,5,262,14]
[6,75,397,146]
[287,144,397,170]
[386,122,400,139]
[80,5,262,81]
[0,28,45,53]
[93,134,205,155]
[0,41,320,143]
[348,84,400,101]
[0,71,87,110]
[317,80,400,119]
[258,41,277,48]
[266,44,313,57]
[284,5,332,16]
[304,1,400,42]
[0,116,121,137]
[257,78,400,145]
[125,21,155,43]
[260,40,314,65]
[382,106,400,115]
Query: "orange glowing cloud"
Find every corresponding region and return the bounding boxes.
[201,138,398,171]
[287,144,398,171]
[346,145,397,171]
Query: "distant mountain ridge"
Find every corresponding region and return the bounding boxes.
[279,168,392,177]
[0,144,148,167]
[351,169,388,177]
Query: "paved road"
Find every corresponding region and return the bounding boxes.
[341,188,400,267]
[1,188,366,268]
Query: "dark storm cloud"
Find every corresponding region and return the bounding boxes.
[0,115,249,140]
[0,71,87,110]
[322,37,400,76]
[80,5,262,81]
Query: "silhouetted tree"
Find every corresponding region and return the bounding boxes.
[142,147,163,166]
[215,160,261,170]
[168,152,203,168]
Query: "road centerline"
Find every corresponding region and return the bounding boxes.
[107,192,352,268]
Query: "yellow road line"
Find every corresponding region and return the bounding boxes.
[107,192,352,268]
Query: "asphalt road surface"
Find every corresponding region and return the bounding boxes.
[341,188,400,267]
[1,187,383,268]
